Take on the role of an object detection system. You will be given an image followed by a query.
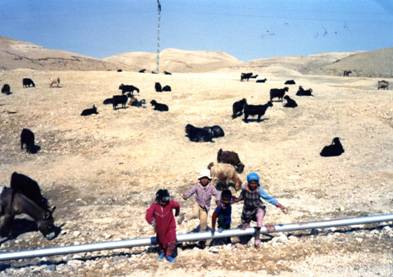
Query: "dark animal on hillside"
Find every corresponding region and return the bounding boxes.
[162,85,171,92]
[23,78,35,88]
[270,87,289,102]
[139,69,146,73]
[1,84,11,95]
[164,71,172,75]
[80,105,98,116]
[119,84,139,95]
[217,148,245,173]
[296,86,313,96]
[112,95,129,110]
[283,95,298,108]
[284,80,296,85]
[20,128,40,154]
[0,187,59,240]
[240,72,258,82]
[232,98,247,119]
[117,69,123,72]
[155,82,162,92]
[320,137,345,157]
[103,97,114,105]
[10,172,51,211]
[203,125,225,138]
[244,101,273,122]
[130,98,146,108]
[343,70,352,77]
[377,80,389,90]
[185,124,214,142]
[151,100,168,111]
[256,78,267,83]
[151,71,158,74]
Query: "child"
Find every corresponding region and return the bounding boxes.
[235,172,288,247]
[182,169,220,232]
[211,189,233,245]
[146,189,180,263]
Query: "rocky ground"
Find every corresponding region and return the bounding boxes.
[0,68,392,276]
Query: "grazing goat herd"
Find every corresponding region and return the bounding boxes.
[0,70,388,240]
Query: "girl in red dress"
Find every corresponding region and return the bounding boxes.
[145,189,180,263]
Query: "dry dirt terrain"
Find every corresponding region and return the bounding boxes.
[0,63,392,276]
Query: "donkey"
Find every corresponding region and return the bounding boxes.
[0,187,59,240]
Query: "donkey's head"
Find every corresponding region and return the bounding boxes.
[37,206,59,240]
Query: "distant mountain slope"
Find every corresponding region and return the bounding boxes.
[244,52,355,75]
[0,36,121,71]
[311,48,393,77]
[103,48,242,72]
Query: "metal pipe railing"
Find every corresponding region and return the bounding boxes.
[0,213,392,261]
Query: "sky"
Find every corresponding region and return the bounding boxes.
[0,0,393,61]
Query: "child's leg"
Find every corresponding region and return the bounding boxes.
[190,202,199,219]
[199,206,208,231]
[256,208,266,228]
[254,208,266,247]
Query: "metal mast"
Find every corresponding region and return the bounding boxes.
[156,0,161,73]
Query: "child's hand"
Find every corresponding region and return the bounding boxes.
[280,206,288,214]
[276,203,288,214]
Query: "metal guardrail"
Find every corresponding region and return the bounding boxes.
[0,213,392,261]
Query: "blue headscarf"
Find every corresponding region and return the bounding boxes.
[247,172,260,184]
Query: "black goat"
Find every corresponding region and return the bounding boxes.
[162,85,171,92]
[155,82,162,92]
[240,72,258,82]
[285,80,296,85]
[296,86,313,96]
[283,95,297,108]
[20,128,40,153]
[320,137,345,157]
[151,100,168,111]
[131,99,146,108]
[377,80,389,90]
[232,98,247,119]
[10,172,51,211]
[164,71,172,75]
[185,124,214,142]
[117,69,123,72]
[217,149,244,173]
[244,101,273,122]
[139,69,146,73]
[81,105,98,116]
[256,78,267,83]
[343,70,352,77]
[103,97,113,105]
[270,87,289,101]
[1,84,11,95]
[112,95,129,110]
[23,78,35,88]
[203,125,225,138]
[119,84,139,95]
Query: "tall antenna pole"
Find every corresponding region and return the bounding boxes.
[156,0,161,74]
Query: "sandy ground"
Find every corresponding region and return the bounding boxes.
[0,67,392,276]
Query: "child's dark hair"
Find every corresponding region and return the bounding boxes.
[156,189,170,203]
[221,189,232,202]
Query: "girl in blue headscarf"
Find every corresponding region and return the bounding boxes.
[234,172,288,247]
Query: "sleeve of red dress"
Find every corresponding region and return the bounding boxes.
[145,204,156,224]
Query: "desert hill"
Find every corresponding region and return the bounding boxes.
[0,36,121,71]
[103,48,242,72]
[310,47,393,77]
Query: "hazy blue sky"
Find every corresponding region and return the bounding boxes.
[1,0,393,60]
